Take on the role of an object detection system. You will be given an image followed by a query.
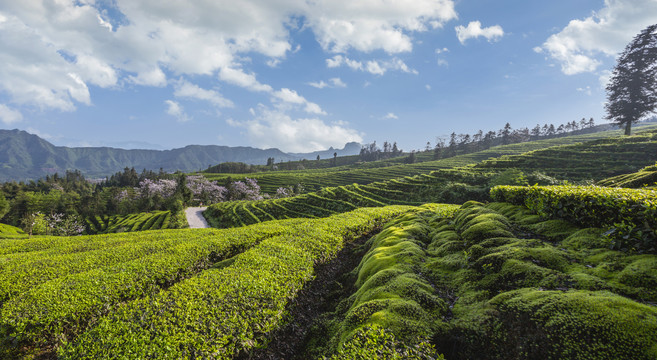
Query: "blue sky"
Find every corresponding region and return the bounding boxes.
[1,0,656,153]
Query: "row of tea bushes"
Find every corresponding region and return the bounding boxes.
[321,207,458,359]
[490,185,657,252]
[84,210,186,234]
[204,131,657,230]
[0,223,26,239]
[56,206,414,359]
[597,162,657,189]
[202,126,651,194]
[0,222,307,358]
[424,202,657,359]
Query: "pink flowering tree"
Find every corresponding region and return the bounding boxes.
[228,178,263,201]
[186,175,227,205]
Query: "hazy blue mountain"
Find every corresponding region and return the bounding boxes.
[0,129,361,181]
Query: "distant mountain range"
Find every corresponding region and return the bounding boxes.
[0,129,362,182]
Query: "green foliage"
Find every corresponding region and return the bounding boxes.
[0,223,27,239]
[598,161,657,188]
[0,192,8,219]
[487,289,657,359]
[202,125,657,194]
[331,326,444,360]
[84,210,184,234]
[488,168,528,187]
[50,206,411,359]
[421,202,657,359]
[319,208,455,358]
[491,185,657,252]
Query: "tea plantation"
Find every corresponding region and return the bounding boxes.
[1,129,656,359]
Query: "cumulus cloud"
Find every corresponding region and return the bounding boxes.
[227,105,362,152]
[219,67,324,114]
[272,88,326,115]
[164,100,190,122]
[173,79,234,108]
[537,0,657,75]
[218,67,273,93]
[326,55,418,75]
[0,0,458,113]
[308,0,457,53]
[383,112,399,120]
[455,21,504,44]
[0,104,22,124]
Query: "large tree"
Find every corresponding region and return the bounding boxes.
[605,24,657,135]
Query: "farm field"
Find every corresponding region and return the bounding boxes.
[202,124,657,193]
[2,184,656,358]
[204,129,657,228]
[5,4,657,359]
[84,210,187,234]
[1,129,656,359]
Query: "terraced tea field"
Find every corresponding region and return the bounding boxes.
[3,184,655,359]
[84,210,185,234]
[1,127,657,359]
[205,130,657,228]
[202,124,657,193]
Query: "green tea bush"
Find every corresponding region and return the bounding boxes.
[423,202,657,359]
[59,206,412,359]
[320,207,457,358]
[491,185,657,252]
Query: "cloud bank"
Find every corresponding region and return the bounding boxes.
[537,0,657,75]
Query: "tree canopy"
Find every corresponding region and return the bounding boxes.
[606,24,657,135]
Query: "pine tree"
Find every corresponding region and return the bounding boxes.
[606,24,657,135]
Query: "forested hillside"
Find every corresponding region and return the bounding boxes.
[0,129,360,181]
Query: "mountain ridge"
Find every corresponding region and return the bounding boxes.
[0,129,361,181]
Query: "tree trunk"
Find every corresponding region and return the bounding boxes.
[624,121,632,135]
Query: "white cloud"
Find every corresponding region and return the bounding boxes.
[538,0,657,75]
[227,105,362,152]
[326,55,417,75]
[128,68,167,87]
[0,0,458,113]
[219,67,273,93]
[576,86,592,96]
[383,112,399,120]
[309,80,330,89]
[435,47,449,54]
[308,77,347,89]
[273,88,326,115]
[425,84,431,91]
[330,78,347,87]
[0,104,23,124]
[173,79,234,108]
[307,0,457,54]
[455,21,504,44]
[164,100,190,122]
[218,68,324,114]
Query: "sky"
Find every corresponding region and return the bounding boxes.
[0,0,656,153]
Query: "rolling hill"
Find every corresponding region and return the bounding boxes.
[0,129,361,182]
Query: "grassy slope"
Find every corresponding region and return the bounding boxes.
[598,162,657,189]
[205,129,657,228]
[302,199,657,359]
[201,124,657,193]
[84,210,187,234]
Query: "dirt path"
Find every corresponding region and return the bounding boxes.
[185,207,209,228]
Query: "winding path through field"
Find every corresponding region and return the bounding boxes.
[185,207,210,228]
